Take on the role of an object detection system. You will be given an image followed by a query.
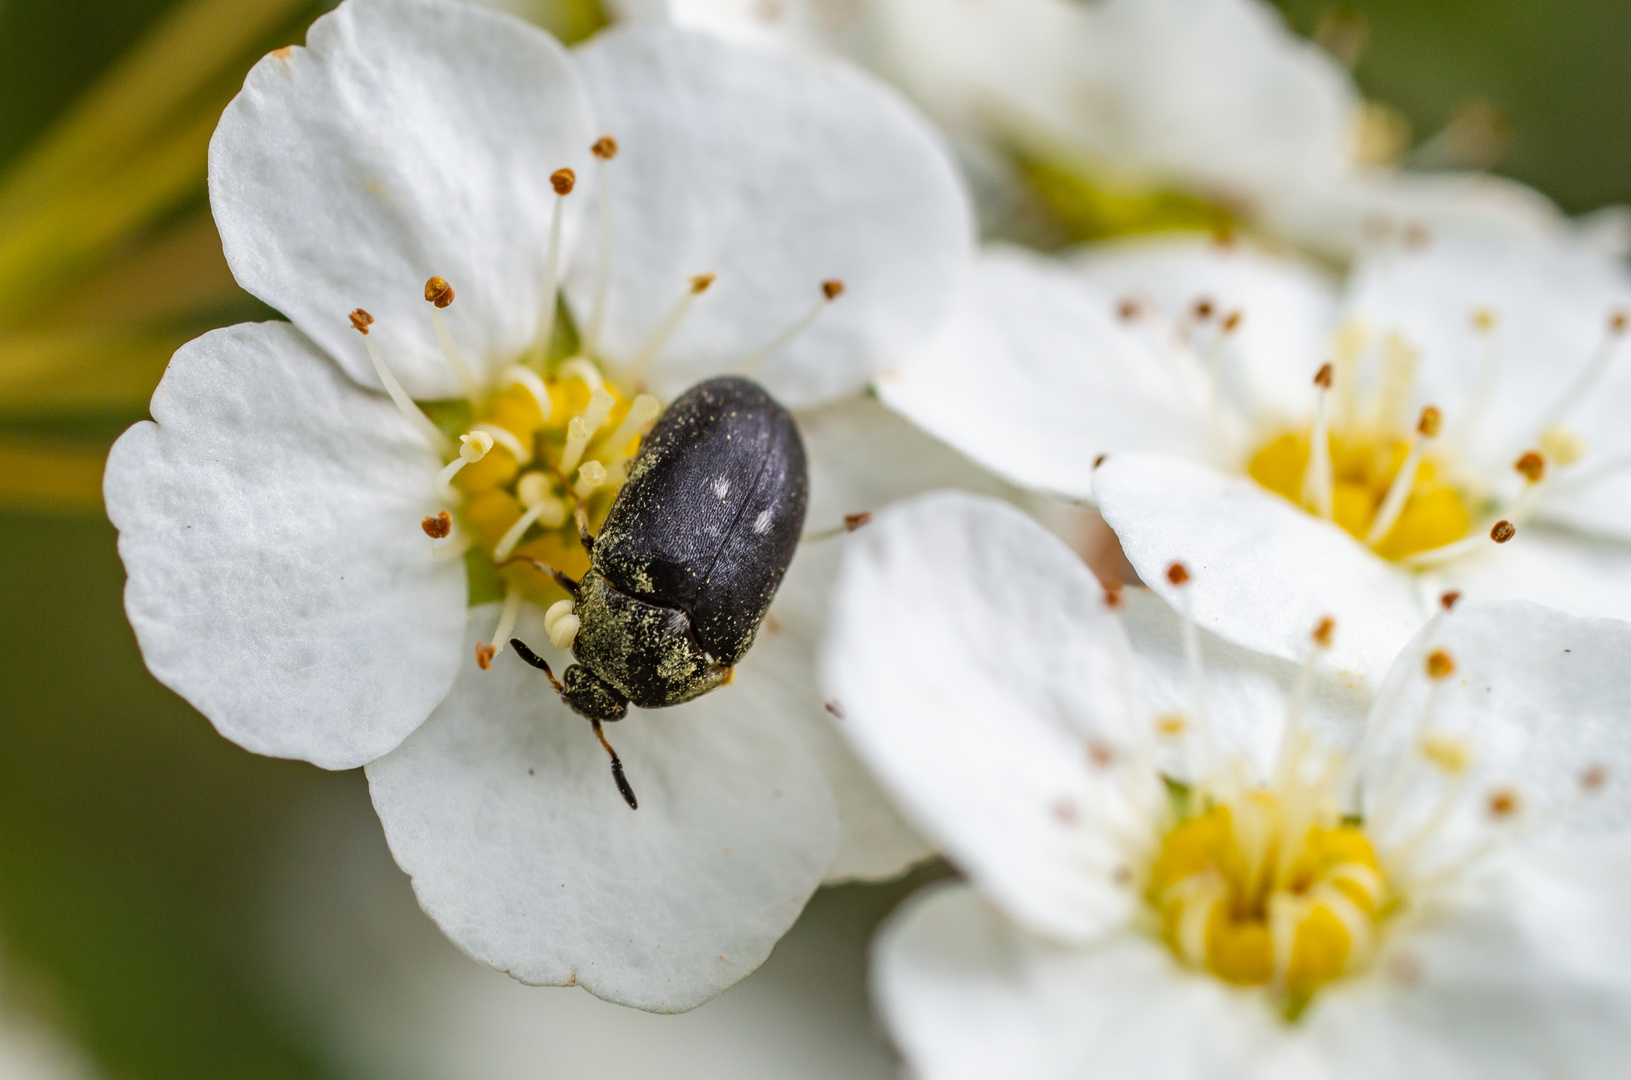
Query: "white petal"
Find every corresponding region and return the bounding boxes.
[874,883,1280,1080]
[1095,453,1423,685]
[1363,600,1631,843]
[210,0,596,399]
[104,322,464,769]
[1342,227,1631,498]
[876,246,1203,501]
[365,601,839,1012]
[1118,588,1369,787]
[1071,234,1341,426]
[821,491,1147,940]
[1303,841,1631,1080]
[1444,524,1631,625]
[793,395,1020,882]
[567,25,972,408]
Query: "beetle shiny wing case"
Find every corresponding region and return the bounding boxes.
[591,376,809,667]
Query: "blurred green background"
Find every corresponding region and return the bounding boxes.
[0,0,1627,1076]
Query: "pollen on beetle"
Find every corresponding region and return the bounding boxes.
[349,308,374,334]
[422,510,452,539]
[424,276,455,308]
[551,168,576,195]
[1490,519,1517,544]
[591,135,618,160]
[821,279,845,301]
[1514,451,1546,483]
[1166,562,1191,586]
[1425,649,1456,679]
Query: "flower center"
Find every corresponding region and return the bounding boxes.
[1148,790,1389,1008]
[1246,425,1470,560]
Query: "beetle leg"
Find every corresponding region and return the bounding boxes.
[575,503,595,555]
[508,637,565,692]
[497,555,580,597]
[590,717,639,810]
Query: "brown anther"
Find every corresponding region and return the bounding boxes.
[1311,616,1335,649]
[1221,310,1243,333]
[1612,310,1628,334]
[1425,649,1456,679]
[349,308,375,334]
[590,135,618,160]
[1192,298,1215,320]
[475,642,497,671]
[1116,298,1142,321]
[1103,584,1125,610]
[1093,453,1107,468]
[1514,451,1546,484]
[690,273,716,294]
[1209,224,1237,250]
[821,279,845,301]
[1490,519,1517,544]
[1417,406,1442,438]
[1581,764,1609,792]
[550,168,576,195]
[1314,362,1334,389]
[424,276,455,308]
[1440,590,1462,611]
[1088,741,1115,768]
[824,700,846,721]
[1402,223,1431,250]
[1165,562,1190,586]
[1486,788,1521,819]
[1051,798,1079,825]
[842,511,872,532]
[421,510,452,539]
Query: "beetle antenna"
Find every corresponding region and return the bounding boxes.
[497,555,580,597]
[591,717,638,809]
[509,637,565,692]
[575,504,595,555]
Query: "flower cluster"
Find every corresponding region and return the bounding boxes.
[102,0,1631,1074]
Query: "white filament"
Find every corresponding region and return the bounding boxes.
[361,333,452,455]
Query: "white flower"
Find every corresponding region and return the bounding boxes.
[822,491,1631,1080]
[878,229,1631,685]
[103,0,973,1009]
[613,0,1589,258]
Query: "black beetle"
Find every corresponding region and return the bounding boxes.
[509,375,808,809]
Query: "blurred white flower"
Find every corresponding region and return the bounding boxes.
[879,228,1631,685]
[104,0,975,1009]
[823,492,1631,1080]
[611,0,1597,257]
